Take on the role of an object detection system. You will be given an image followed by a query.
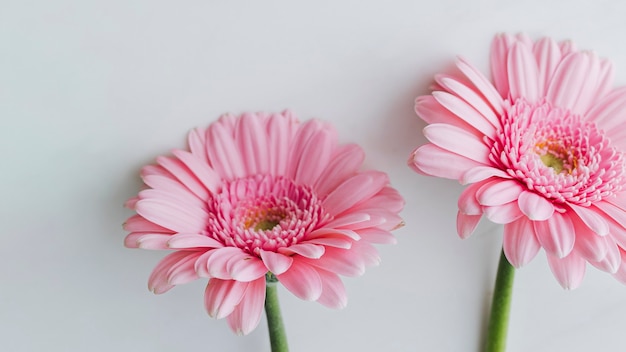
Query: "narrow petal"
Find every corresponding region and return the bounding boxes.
[148,251,195,294]
[503,217,541,267]
[206,120,246,179]
[205,247,249,280]
[187,127,208,162]
[322,171,388,216]
[226,254,267,282]
[534,212,576,258]
[204,279,247,319]
[172,150,220,193]
[483,201,524,224]
[156,156,209,200]
[123,214,171,233]
[589,241,621,274]
[547,252,586,289]
[226,277,266,335]
[167,233,223,249]
[490,33,514,97]
[353,228,396,245]
[432,91,497,137]
[277,259,323,301]
[422,124,491,164]
[314,144,365,197]
[455,56,505,116]
[304,236,354,248]
[298,247,366,277]
[234,113,269,175]
[546,52,597,114]
[279,243,325,259]
[436,74,500,128]
[260,250,293,275]
[533,37,562,96]
[316,269,347,309]
[294,128,335,186]
[476,179,525,206]
[135,198,207,234]
[508,41,540,102]
[458,180,489,215]
[461,166,512,185]
[573,215,608,262]
[409,144,483,180]
[569,204,609,236]
[457,212,482,239]
[517,191,555,221]
[266,112,295,175]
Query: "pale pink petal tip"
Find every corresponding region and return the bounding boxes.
[409,33,626,288]
[125,111,404,333]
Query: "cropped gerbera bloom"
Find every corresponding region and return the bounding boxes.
[409,33,626,289]
[125,111,404,335]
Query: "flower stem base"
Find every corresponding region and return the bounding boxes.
[485,249,515,352]
[265,273,289,352]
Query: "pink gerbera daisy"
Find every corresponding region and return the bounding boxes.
[125,111,404,335]
[409,33,626,289]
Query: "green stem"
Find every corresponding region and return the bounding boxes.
[485,249,515,352]
[265,273,289,352]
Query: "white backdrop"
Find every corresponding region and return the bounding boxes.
[2,1,626,351]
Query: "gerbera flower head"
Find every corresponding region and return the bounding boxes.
[409,33,626,289]
[125,111,404,335]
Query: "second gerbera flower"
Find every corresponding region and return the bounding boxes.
[409,33,626,289]
[125,111,404,335]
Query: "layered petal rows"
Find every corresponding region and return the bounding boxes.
[409,33,626,289]
[125,111,404,334]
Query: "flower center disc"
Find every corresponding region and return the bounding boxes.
[490,99,626,205]
[206,175,328,254]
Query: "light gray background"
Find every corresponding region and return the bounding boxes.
[2,0,626,351]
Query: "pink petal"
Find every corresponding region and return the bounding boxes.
[324,212,371,229]
[476,179,525,206]
[432,90,497,137]
[314,144,365,197]
[455,56,505,116]
[461,166,512,185]
[156,156,210,200]
[277,259,323,301]
[226,254,267,282]
[136,234,174,250]
[226,277,266,336]
[589,241,621,274]
[148,251,195,294]
[234,113,269,175]
[611,249,626,284]
[569,204,609,236]
[546,52,596,114]
[206,120,246,180]
[204,279,247,319]
[260,250,294,275]
[279,243,325,259]
[308,228,361,241]
[435,75,500,127]
[285,119,326,180]
[594,200,626,228]
[490,33,514,97]
[298,246,366,277]
[532,37,562,96]
[303,236,354,248]
[123,214,171,233]
[166,233,223,249]
[457,212,482,239]
[172,149,220,194]
[142,175,206,207]
[534,212,576,258]
[422,124,491,164]
[294,128,335,186]
[187,127,208,163]
[353,228,397,245]
[483,201,524,224]
[322,171,388,216]
[547,252,586,289]
[166,251,202,285]
[503,217,541,267]
[507,41,540,102]
[316,269,347,309]
[266,112,295,175]
[458,180,489,215]
[135,198,207,234]
[409,144,483,180]
[572,215,608,262]
[586,87,626,132]
[205,247,248,280]
[517,191,555,221]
